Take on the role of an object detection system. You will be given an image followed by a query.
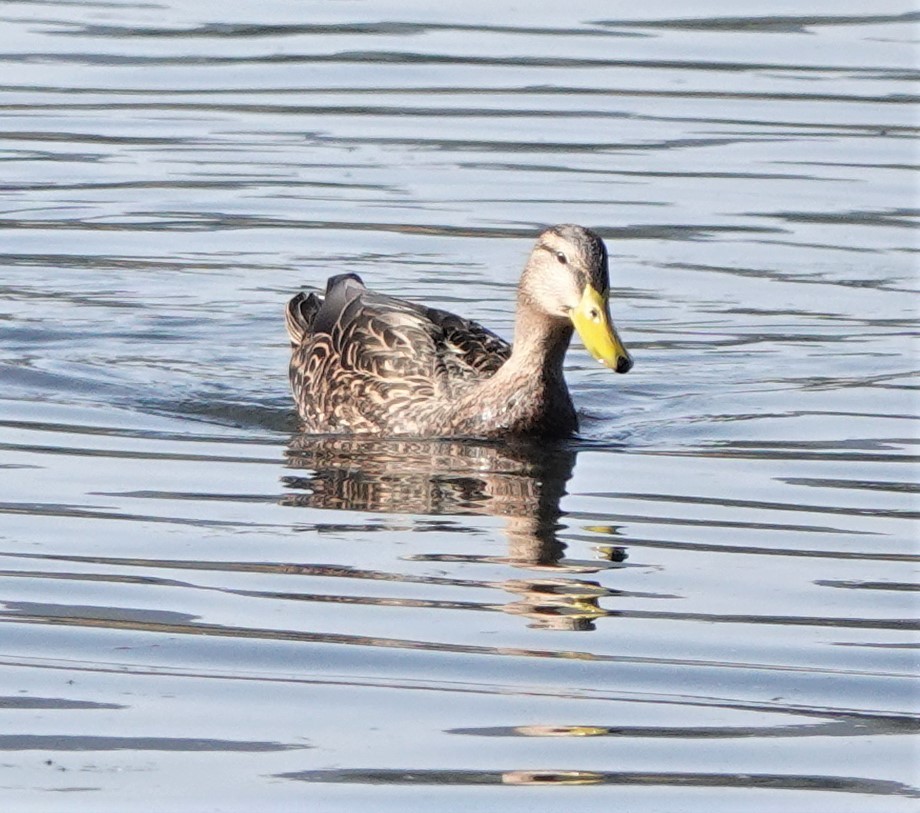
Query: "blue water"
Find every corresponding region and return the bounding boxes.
[0,2,917,811]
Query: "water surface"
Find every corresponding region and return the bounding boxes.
[0,1,917,811]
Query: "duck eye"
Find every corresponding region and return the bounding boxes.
[589,308,600,321]
[555,251,567,265]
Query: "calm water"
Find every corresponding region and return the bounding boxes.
[0,1,917,810]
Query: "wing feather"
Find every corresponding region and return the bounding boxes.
[288,275,512,433]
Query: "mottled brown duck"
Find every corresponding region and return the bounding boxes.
[285,224,632,438]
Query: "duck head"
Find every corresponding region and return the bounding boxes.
[521,224,633,373]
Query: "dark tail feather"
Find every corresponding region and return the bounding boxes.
[286,274,365,345]
[285,291,322,345]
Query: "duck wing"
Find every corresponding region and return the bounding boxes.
[289,274,509,383]
[416,305,511,377]
[288,275,511,431]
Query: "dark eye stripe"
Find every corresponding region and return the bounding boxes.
[539,243,568,262]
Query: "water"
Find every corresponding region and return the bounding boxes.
[0,1,917,810]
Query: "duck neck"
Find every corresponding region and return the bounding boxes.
[506,295,573,383]
[453,294,577,437]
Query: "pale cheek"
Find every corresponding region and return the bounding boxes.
[557,281,582,312]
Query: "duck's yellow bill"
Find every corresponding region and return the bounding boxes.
[571,285,633,373]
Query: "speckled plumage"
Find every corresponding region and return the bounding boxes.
[286,225,631,438]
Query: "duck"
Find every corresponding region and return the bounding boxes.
[285,224,632,438]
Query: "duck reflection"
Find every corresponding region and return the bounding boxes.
[282,436,626,630]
